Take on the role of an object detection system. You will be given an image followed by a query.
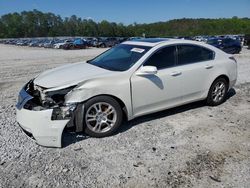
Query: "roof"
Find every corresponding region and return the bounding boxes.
[123,38,173,47]
[131,38,170,43]
[122,38,225,55]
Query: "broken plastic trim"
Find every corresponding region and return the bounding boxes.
[18,80,79,122]
[51,103,77,120]
[18,124,35,140]
[75,103,85,132]
[16,85,34,110]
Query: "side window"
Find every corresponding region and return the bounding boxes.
[177,45,214,65]
[144,46,176,69]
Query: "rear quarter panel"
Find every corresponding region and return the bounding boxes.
[201,51,237,98]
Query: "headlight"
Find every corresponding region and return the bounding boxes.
[44,85,77,107]
[51,103,77,120]
[50,86,78,120]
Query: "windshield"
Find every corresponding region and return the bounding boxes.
[89,44,151,71]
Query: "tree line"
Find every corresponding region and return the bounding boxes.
[0,9,250,38]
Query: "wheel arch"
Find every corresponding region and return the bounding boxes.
[203,74,230,100]
[73,94,129,133]
[206,74,230,106]
[206,74,229,97]
[212,74,230,87]
[83,94,128,120]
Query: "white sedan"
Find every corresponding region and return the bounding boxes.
[16,38,237,147]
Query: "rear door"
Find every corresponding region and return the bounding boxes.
[176,44,215,102]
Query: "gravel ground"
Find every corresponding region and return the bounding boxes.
[0,44,249,188]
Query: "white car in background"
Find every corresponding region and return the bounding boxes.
[53,39,71,49]
[16,38,237,147]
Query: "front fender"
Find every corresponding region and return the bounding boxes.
[64,80,133,120]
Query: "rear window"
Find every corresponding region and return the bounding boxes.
[177,45,214,65]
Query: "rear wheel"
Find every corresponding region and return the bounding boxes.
[83,96,123,137]
[207,78,228,106]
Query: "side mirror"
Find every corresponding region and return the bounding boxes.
[136,66,158,76]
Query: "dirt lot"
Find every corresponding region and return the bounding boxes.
[0,44,249,188]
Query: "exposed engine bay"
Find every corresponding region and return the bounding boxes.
[24,80,74,109]
[21,80,78,121]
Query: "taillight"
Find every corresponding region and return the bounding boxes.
[229,56,237,63]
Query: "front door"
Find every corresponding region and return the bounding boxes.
[130,45,184,117]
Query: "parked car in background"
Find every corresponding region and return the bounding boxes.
[95,37,119,48]
[37,39,49,47]
[29,40,40,47]
[244,34,250,49]
[194,36,204,42]
[128,37,143,41]
[16,39,30,46]
[84,37,98,47]
[73,38,88,49]
[118,37,128,43]
[61,40,73,50]
[206,38,221,48]
[63,38,88,50]
[221,38,242,54]
[16,38,237,147]
[54,39,72,49]
[44,39,58,48]
[207,37,241,54]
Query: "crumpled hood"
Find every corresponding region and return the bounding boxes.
[33,62,111,88]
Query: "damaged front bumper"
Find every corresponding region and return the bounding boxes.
[16,85,76,148]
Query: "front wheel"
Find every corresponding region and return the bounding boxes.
[207,78,228,106]
[83,96,123,137]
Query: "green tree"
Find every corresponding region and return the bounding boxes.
[0,10,250,38]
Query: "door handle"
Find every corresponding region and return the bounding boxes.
[205,65,213,69]
[170,71,182,76]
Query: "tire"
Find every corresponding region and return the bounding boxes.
[206,77,229,106]
[83,96,123,137]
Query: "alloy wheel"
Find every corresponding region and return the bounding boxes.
[85,102,117,133]
[212,81,226,103]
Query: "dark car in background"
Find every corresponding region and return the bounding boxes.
[84,37,98,47]
[29,40,40,47]
[221,38,242,54]
[73,38,88,49]
[95,37,119,48]
[244,34,250,49]
[43,39,59,48]
[207,37,242,54]
[207,38,221,48]
[62,38,88,50]
[16,39,31,46]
